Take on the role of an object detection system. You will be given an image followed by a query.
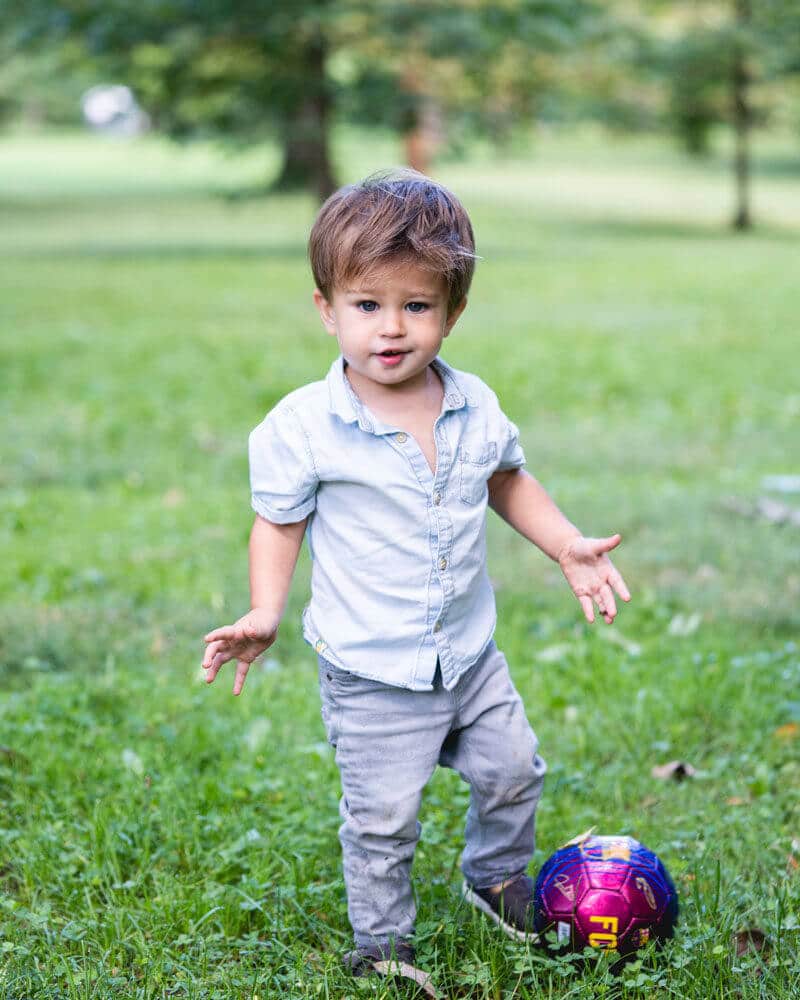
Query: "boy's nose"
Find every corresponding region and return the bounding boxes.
[381,308,404,335]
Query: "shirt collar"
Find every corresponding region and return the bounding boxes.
[432,356,471,411]
[326,355,471,432]
[326,355,361,426]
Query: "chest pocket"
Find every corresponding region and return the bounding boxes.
[458,441,497,504]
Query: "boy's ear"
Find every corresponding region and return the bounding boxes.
[313,289,337,335]
[444,297,467,336]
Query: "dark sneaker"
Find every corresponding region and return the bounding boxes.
[344,941,438,997]
[462,875,540,942]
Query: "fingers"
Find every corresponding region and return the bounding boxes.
[203,647,230,684]
[593,533,621,555]
[202,637,244,682]
[202,632,256,694]
[204,625,238,643]
[578,585,620,625]
[203,648,252,693]
[233,660,250,696]
[202,639,226,675]
[202,638,221,668]
[598,583,617,623]
[609,567,631,603]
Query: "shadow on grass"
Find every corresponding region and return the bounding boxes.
[0,185,304,210]
[750,154,800,179]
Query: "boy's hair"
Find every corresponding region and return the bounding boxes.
[309,168,477,315]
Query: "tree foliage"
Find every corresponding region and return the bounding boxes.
[340,0,605,164]
[2,0,799,210]
[7,0,339,196]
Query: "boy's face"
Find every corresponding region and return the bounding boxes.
[313,260,466,397]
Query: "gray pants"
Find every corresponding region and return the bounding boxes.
[317,640,547,948]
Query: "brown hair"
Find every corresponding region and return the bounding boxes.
[308,168,477,315]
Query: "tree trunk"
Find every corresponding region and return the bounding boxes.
[732,0,752,231]
[400,62,443,176]
[273,29,336,201]
[403,101,444,176]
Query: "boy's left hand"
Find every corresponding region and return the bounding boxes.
[557,534,631,624]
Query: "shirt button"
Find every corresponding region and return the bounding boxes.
[433,620,442,633]
[396,432,407,443]
[433,492,442,505]
[439,558,447,570]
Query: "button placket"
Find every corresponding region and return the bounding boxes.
[429,409,455,641]
[384,424,435,493]
[430,468,455,647]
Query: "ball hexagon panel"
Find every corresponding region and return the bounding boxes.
[585,860,629,891]
[573,888,634,946]
[624,868,667,920]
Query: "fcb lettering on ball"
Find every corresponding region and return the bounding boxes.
[534,833,678,956]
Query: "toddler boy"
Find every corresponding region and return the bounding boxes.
[202,169,630,980]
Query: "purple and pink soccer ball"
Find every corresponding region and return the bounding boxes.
[534,833,678,956]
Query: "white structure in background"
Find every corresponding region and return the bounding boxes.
[81,85,149,136]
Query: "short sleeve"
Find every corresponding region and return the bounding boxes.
[497,413,526,471]
[249,405,318,524]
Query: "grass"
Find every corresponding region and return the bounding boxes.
[1,125,799,998]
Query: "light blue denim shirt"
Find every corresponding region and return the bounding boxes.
[249,355,525,691]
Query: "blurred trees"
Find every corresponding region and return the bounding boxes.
[3,0,799,224]
[339,1,603,173]
[8,0,339,199]
[5,0,603,190]
[632,0,800,227]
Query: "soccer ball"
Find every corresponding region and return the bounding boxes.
[534,832,678,956]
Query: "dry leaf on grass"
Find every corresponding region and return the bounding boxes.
[651,760,697,781]
[733,927,770,959]
[371,959,441,998]
[162,487,185,508]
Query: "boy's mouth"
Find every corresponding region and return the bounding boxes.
[376,349,409,366]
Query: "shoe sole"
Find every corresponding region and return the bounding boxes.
[461,881,540,943]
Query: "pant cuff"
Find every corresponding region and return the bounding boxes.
[353,931,414,949]
[462,866,528,891]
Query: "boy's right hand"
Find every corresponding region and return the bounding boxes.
[202,608,280,696]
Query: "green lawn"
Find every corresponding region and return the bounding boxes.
[1,127,799,998]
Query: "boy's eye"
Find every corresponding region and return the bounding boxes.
[406,302,428,314]
[357,300,378,313]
